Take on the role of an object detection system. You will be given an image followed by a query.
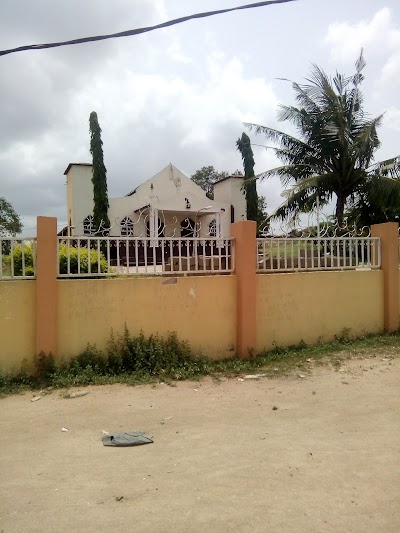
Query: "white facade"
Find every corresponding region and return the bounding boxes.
[64,163,246,238]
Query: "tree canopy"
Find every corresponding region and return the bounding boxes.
[246,51,400,226]
[0,197,22,237]
[191,166,228,199]
[237,132,258,222]
[89,111,110,235]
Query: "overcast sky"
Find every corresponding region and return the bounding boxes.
[1,0,399,234]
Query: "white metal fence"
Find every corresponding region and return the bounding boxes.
[0,238,36,279]
[57,236,235,277]
[257,237,381,273]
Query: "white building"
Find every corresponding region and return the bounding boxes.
[64,163,246,238]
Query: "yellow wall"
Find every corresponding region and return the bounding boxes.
[57,275,237,360]
[0,281,36,372]
[257,270,384,351]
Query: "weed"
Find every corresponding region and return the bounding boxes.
[1,329,400,396]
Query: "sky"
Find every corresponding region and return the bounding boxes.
[1,0,399,235]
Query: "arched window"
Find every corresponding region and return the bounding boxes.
[181,218,195,237]
[83,215,95,235]
[209,219,217,237]
[146,218,165,237]
[121,217,134,236]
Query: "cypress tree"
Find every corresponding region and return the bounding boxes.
[89,111,110,234]
[237,132,258,221]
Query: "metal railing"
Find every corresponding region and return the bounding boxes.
[0,238,36,279]
[257,237,381,273]
[57,237,235,277]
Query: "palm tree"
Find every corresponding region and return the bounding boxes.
[246,52,400,226]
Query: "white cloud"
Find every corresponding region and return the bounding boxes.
[324,8,400,87]
[384,107,400,132]
[167,41,192,64]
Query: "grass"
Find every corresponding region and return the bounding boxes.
[258,241,314,259]
[1,329,400,397]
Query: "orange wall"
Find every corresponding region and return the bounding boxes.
[57,276,237,361]
[257,270,384,351]
[0,281,36,372]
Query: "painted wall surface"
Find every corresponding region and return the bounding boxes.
[0,281,36,372]
[66,164,94,236]
[57,276,237,360]
[214,177,247,227]
[256,270,384,351]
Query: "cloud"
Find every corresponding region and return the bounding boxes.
[324,7,400,87]
[167,41,192,64]
[0,1,280,234]
[323,7,400,161]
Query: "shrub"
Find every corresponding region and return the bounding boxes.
[10,243,35,276]
[58,243,108,274]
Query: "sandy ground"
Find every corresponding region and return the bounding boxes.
[1,357,399,533]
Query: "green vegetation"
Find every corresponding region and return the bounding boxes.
[0,197,22,237]
[89,111,110,235]
[190,166,229,199]
[2,243,35,276]
[237,132,258,222]
[58,244,108,274]
[1,329,400,396]
[247,51,400,226]
[2,243,108,277]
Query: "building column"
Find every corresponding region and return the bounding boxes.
[231,220,257,358]
[35,216,58,355]
[371,222,399,332]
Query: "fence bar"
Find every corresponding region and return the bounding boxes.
[256,237,381,273]
[55,236,235,278]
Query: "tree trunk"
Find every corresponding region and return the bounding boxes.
[335,194,345,227]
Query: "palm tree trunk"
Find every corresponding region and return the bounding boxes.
[335,194,346,227]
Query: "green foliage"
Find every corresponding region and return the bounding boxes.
[89,111,110,235]
[247,51,400,226]
[0,197,22,237]
[257,195,269,235]
[237,132,258,221]
[2,329,400,396]
[191,166,229,199]
[6,243,35,276]
[58,244,108,274]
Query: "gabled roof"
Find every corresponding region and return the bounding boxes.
[125,163,202,197]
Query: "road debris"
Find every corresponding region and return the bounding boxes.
[65,390,89,399]
[31,396,42,402]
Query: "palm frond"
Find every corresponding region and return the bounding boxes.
[368,156,400,179]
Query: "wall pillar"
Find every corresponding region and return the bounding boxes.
[371,222,399,332]
[231,220,257,358]
[35,216,58,355]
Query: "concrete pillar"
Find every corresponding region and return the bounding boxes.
[35,217,58,355]
[371,222,399,332]
[231,220,257,358]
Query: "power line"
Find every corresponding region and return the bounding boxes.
[0,0,297,57]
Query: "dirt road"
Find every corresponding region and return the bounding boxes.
[1,357,399,532]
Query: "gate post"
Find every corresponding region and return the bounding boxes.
[231,220,257,358]
[371,222,399,332]
[35,216,58,355]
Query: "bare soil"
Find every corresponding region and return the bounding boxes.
[1,356,399,532]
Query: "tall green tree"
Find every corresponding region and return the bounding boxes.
[89,111,110,234]
[0,197,22,236]
[246,52,400,226]
[256,195,269,234]
[191,166,228,199]
[237,132,258,221]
